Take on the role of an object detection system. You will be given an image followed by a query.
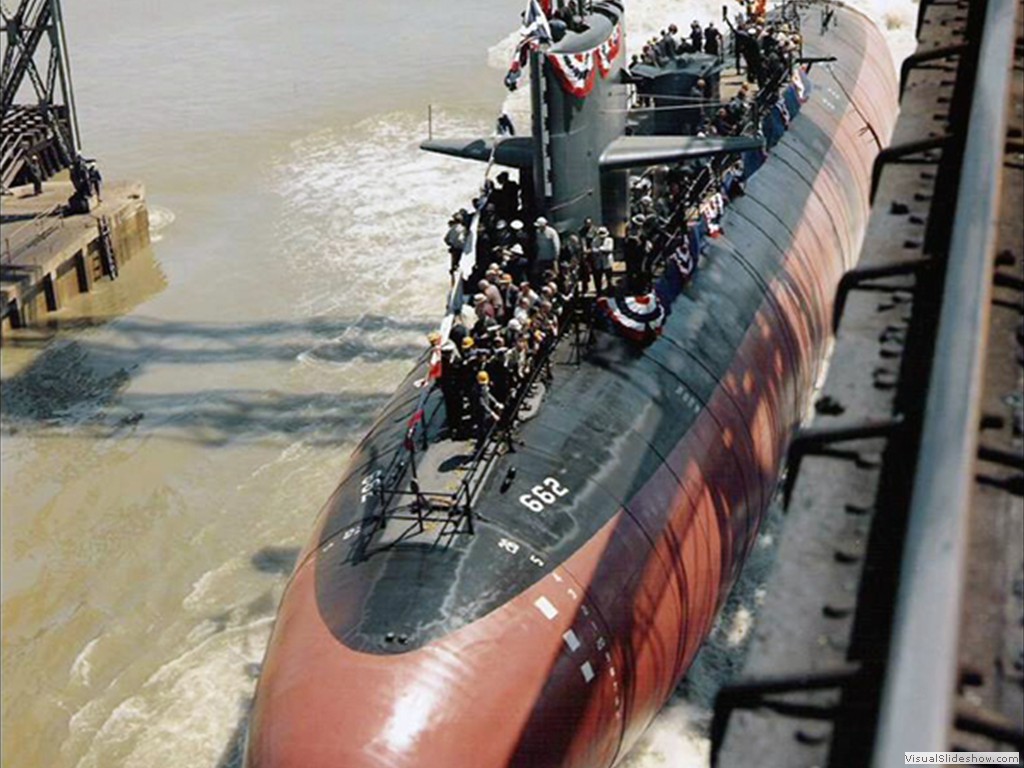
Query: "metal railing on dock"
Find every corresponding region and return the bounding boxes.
[1,202,64,264]
[871,0,1020,761]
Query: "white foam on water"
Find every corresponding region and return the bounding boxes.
[69,637,103,689]
[617,700,712,768]
[147,205,176,232]
[240,438,310,485]
[725,605,755,648]
[181,558,246,613]
[70,617,274,768]
[846,0,920,67]
[270,111,495,369]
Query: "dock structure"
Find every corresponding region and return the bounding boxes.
[1,0,80,190]
[1,180,150,338]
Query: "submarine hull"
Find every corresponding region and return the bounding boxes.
[245,5,897,767]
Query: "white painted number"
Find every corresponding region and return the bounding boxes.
[543,477,569,497]
[519,476,571,513]
[532,485,556,504]
[519,494,544,512]
[360,471,382,504]
[498,538,521,555]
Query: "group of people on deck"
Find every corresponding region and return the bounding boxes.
[627,7,802,94]
[728,14,802,89]
[632,20,725,70]
[437,173,577,441]
[434,153,734,442]
[431,263,565,442]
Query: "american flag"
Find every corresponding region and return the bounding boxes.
[518,0,552,57]
[506,0,553,90]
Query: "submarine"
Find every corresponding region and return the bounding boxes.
[244,1,897,766]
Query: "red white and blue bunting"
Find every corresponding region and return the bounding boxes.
[548,23,623,98]
[699,192,726,237]
[597,291,666,344]
[595,24,623,77]
[791,66,808,102]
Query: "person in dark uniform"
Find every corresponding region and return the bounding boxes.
[739,28,763,85]
[689,21,703,53]
[88,162,103,201]
[498,273,519,314]
[624,218,645,290]
[705,22,722,60]
[444,213,468,275]
[26,154,43,196]
[494,171,520,222]
[441,339,466,438]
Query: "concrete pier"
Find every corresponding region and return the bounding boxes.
[0,180,150,339]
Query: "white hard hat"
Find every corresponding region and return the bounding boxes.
[535,216,548,226]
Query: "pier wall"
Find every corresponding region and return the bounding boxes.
[1,181,150,339]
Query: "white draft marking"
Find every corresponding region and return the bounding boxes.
[580,661,595,683]
[534,596,559,620]
[562,629,581,653]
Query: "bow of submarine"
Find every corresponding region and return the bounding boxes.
[244,517,631,768]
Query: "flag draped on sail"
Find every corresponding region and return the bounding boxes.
[506,0,554,91]
[547,22,623,97]
[505,0,623,97]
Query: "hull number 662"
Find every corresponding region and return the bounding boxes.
[519,477,570,513]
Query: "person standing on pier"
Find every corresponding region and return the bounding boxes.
[26,154,43,196]
[88,162,103,202]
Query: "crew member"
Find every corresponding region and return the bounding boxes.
[689,21,703,52]
[439,334,465,437]
[705,22,722,59]
[444,214,467,275]
[534,216,561,280]
[593,225,615,296]
[494,171,520,221]
[474,370,503,443]
[625,218,646,288]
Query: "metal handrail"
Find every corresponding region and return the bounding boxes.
[367,297,569,548]
[871,0,1018,763]
[447,312,566,528]
[1,201,64,263]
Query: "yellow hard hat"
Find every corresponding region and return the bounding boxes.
[476,371,490,384]
[462,336,475,349]
[427,331,441,344]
